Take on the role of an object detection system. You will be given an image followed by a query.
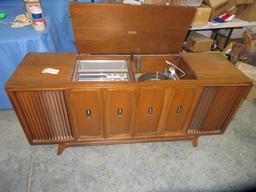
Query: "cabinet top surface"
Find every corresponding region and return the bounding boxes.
[6,52,252,89]
[6,53,77,88]
[181,53,251,82]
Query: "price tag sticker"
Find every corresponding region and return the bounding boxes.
[42,68,60,75]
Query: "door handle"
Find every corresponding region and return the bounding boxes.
[147,106,153,117]
[85,108,92,118]
[117,108,123,117]
[176,105,182,114]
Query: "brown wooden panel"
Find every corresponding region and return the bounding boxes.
[181,53,252,83]
[164,87,199,133]
[105,89,137,136]
[70,89,103,138]
[6,53,76,88]
[188,86,248,134]
[135,88,166,134]
[70,3,196,54]
[13,90,73,143]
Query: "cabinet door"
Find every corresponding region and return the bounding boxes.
[188,86,249,134]
[164,87,200,134]
[105,89,137,137]
[70,89,104,139]
[135,88,166,135]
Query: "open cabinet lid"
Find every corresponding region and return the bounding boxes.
[70,3,196,55]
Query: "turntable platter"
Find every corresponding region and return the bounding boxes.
[137,73,170,82]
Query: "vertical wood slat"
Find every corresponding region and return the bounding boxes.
[13,90,73,143]
[49,91,62,140]
[188,86,247,134]
[56,91,68,140]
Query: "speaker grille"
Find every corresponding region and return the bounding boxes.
[188,86,248,134]
[14,90,73,143]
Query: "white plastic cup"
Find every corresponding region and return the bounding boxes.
[32,19,46,31]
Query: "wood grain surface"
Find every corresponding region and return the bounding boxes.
[70,3,196,54]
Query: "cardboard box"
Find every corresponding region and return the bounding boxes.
[236,3,256,21]
[244,31,256,52]
[204,0,226,7]
[237,0,255,4]
[236,61,256,102]
[187,32,213,52]
[144,0,168,5]
[191,4,212,27]
[224,41,245,64]
[204,0,237,19]
[170,0,203,6]
[216,35,243,50]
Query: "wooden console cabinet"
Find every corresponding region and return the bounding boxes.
[5,4,252,155]
[5,53,251,155]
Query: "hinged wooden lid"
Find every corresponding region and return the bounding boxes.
[70,3,196,55]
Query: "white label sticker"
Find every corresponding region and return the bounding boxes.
[42,68,60,75]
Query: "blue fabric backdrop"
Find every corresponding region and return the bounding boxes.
[0,0,79,109]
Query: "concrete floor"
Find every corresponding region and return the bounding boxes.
[0,101,256,192]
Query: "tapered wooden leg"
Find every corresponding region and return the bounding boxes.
[57,143,68,155]
[192,136,199,147]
